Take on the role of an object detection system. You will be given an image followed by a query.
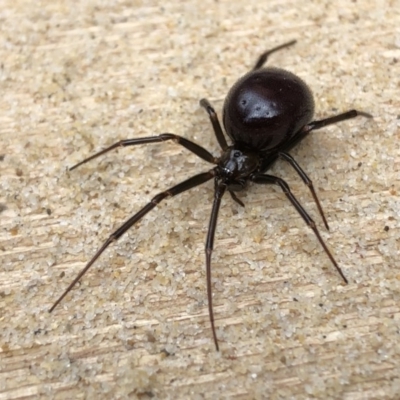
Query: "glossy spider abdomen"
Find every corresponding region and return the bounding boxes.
[223,67,315,152]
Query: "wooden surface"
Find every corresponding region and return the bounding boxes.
[1,1,399,399]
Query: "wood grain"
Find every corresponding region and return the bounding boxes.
[1,1,399,398]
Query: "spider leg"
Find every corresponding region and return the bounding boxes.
[69,133,217,171]
[279,152,329,230]
[49,169,216,313]
[278,110,372,155]
[252,173,348,284]
[253,39,296,70]
[199,98,228,150]
[271,110,372,229]
[306,110,372,132]
[205,181,227,351]
[229,190,245,207]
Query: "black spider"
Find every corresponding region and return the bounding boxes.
[50,40,371,351]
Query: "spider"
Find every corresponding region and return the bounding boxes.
[50,40,371,351]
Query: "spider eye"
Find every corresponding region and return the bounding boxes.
[234,151,241,158]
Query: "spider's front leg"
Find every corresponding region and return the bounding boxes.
[49,170,216,312]
[69,133,218,171]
